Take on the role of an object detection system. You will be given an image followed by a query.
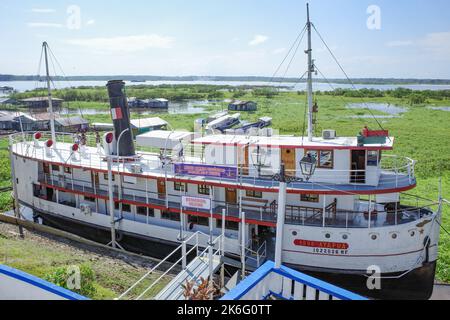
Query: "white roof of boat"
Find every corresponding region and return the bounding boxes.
[130,117,168,129]
[192,134,394,149]
[136,130,194,149]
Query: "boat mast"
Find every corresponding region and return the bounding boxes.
[306,3,314,142]
[43,42,56,144]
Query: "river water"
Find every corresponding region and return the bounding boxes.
[2,80,450,93]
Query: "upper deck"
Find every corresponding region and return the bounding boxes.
[192,134,395,150]
[10,132,415,195]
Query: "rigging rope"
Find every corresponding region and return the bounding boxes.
[279,28,308,84]
[47,45,85,125]
[311,23,387,134]
[269,24,307,86]
[315,64,367,126]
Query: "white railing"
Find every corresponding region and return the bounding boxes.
[117,231,222,300]
[221,261,367,300]
[10,132,416,190]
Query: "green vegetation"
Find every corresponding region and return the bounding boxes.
[0,224,170,299]
[44,264,97,297]
[1,84,450,283]
[0,139,12,212]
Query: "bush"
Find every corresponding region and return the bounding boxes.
[409,94,426,105]
[44,264,96,297]
[253,88,279,98]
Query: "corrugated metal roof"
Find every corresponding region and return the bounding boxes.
[20,97,64,102]
[130,117,168,129]
[229,100,255,106]
[55,116,88,126]
[136,130,193,149]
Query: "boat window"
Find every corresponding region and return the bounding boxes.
[246,190,263,198]
[51,164,60,172]
[198,184,210,195]
[367,151,379,166]
[64,167,72,174]
[161,210,180,221]
[188,215,209,226]
[137,206,154,217]
[216,219,239,231]
[114,202,131,212]
[174,182,188,192]
[305,150,334,169]
[104,173,115,181]
[301,194,320,203]
[43,163,50,174]
[84,196,96,203]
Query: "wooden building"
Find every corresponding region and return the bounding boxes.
[20,97,64,109]
[228,100,257,111]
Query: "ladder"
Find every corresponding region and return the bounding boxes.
[117,231,223,300]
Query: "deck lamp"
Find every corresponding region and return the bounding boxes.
[250,145,268,176]
[299,153,317,181]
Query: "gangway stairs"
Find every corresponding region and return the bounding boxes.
[117,231,224,300]
[155,254,222,300]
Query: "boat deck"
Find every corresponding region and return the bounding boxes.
[12,139,416,195]
[37,173,433,229]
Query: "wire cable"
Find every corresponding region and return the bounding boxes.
[312,23,387,134]
[268,24,307,85]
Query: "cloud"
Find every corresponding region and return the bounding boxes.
[66,34,175,53]
[418,32,450,56]
[31,8,56,13]
[249,35,268,46]
[387,32,450,57]
[386,40,414,47]
[272,48,286,54]
[27,22,63,28]
[86,19,96,26]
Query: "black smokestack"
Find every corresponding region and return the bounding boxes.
[106,80,135,157]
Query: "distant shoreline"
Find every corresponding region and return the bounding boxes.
[1,75,450,85]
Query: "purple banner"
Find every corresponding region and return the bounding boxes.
[174,163,238,179]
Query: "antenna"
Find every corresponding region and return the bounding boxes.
[43,42,56,144]
[306,3,315,142]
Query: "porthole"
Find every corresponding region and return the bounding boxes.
[371,234,377,240]
[410,231,416,237]
[392,233,397,239]
[342,234,348,240]
[292,231,298,236]
[325,233,331,239]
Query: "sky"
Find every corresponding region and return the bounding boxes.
[0,0,450,79]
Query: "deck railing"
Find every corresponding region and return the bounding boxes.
[221,260,367,300]
[117,231,223,300]
[36,173,436,229]
[10,132,416,190]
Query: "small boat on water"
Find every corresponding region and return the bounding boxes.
[9,5,443,300]
[206,113,241,133]
[225,117,272,135]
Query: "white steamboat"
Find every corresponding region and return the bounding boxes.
[9,7,442,299]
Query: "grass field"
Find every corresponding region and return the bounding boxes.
[0,223,170,299]
[1,87,450,284]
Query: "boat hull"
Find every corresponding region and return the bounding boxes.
[34,210,184,261]
[34,208,436,300]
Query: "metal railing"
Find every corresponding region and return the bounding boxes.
[10,132,417,191]
[117,231,223,300]
[37,172,436,229]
